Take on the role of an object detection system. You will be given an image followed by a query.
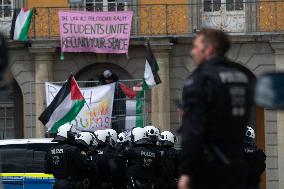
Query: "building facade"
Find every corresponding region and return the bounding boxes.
[1,0,284,189]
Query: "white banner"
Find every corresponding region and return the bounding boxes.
[45,82,115,131]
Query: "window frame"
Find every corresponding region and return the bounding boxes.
[26,142,57,173]
[0,0,14,21]
[0,144,27,173]
[0,103,16,139]
[85,0,129,12]
[203,0,244,12]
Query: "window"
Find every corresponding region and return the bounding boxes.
[86,0,128,12]
[0,0,13,19]
[0,104,15,139]
[26,143,57,173]
[204,0,221,12]
[0,144,27,173]
[204,0,244,12]
[226,0,243,11]
[0,81,23,139]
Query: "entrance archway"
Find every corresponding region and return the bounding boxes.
[75,63,134,132]
[0,80,23,139]
[75,63,132,82]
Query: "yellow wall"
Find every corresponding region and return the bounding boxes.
[27,0,68,8]
[140,0,189,35]
[259,1,284,32]
[27,0,69,38]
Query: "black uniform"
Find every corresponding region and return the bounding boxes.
[115,142,130,189]
[45,140,90,189]
[162,145,178,189]
[86,146,100,189]
[149,138,166,188]
[180,57,252,189]
[244,143,266,189]
[122,139,162,189]
[89,143,118,189]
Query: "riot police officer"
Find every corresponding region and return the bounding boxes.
[144,125,160,145]
[244,126,266,189]
[104,129,119,188]
[178,28,252,189]
[44,124,90,189]
[115,131,131,189]
[144,125,165,157]
[144,125,165,188]
[75,131,97,154]
[116,131,131,153]
[89,129,109,188]
[90,129,118,189]
[159,131,178,189]
[122,127,162,189]
[76,131,98,189]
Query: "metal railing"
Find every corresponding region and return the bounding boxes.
[27,80,150,138]
[1,1,284,39]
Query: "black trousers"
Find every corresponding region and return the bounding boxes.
[54,179,86,189]
[191,160,249,189]
[54,179,72,189]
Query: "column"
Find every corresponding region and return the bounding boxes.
[150,40,172,131]
[29,47,55,138]
[271,41,284,189]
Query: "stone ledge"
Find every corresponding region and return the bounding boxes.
[6,33,284,49]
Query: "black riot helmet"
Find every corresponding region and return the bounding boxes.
[0,33,8,81]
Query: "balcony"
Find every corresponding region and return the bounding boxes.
[1,1,284,39]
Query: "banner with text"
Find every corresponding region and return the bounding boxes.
[45,82,115,131]
[59,10,133,54]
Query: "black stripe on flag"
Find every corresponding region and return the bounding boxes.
[146,41,161,85]
[10,9,21,40]
[38,77,72,126]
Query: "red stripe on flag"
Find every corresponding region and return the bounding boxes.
[71,76,84,100]
[23,8,29,12]
[119,82,142,99]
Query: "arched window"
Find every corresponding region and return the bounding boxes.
[0,80,23,139]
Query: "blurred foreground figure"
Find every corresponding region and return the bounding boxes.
[178,29,253,189]
[0,33,7,76]
[45,124,90,189]
[0,33,9,88]
[244,126,266,189]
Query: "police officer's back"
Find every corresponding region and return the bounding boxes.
[244,126,266,189]
[160,131,178,189]
[122,127,162,189]
[178,29,252,189]
[115,132,131,189]
[45,124,90,189]
[75,131,99,189]
[90,129,110,188]
[144,125,166,188]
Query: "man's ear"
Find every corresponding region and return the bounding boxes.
[207,44,216,56]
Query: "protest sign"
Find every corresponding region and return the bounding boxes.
[45,82,115,131]
[59,11,133,53]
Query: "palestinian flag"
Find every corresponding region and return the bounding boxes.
[11,8,33,41]
[119,82,144,129]
[39,76,85,133]
[143,41,161,89]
